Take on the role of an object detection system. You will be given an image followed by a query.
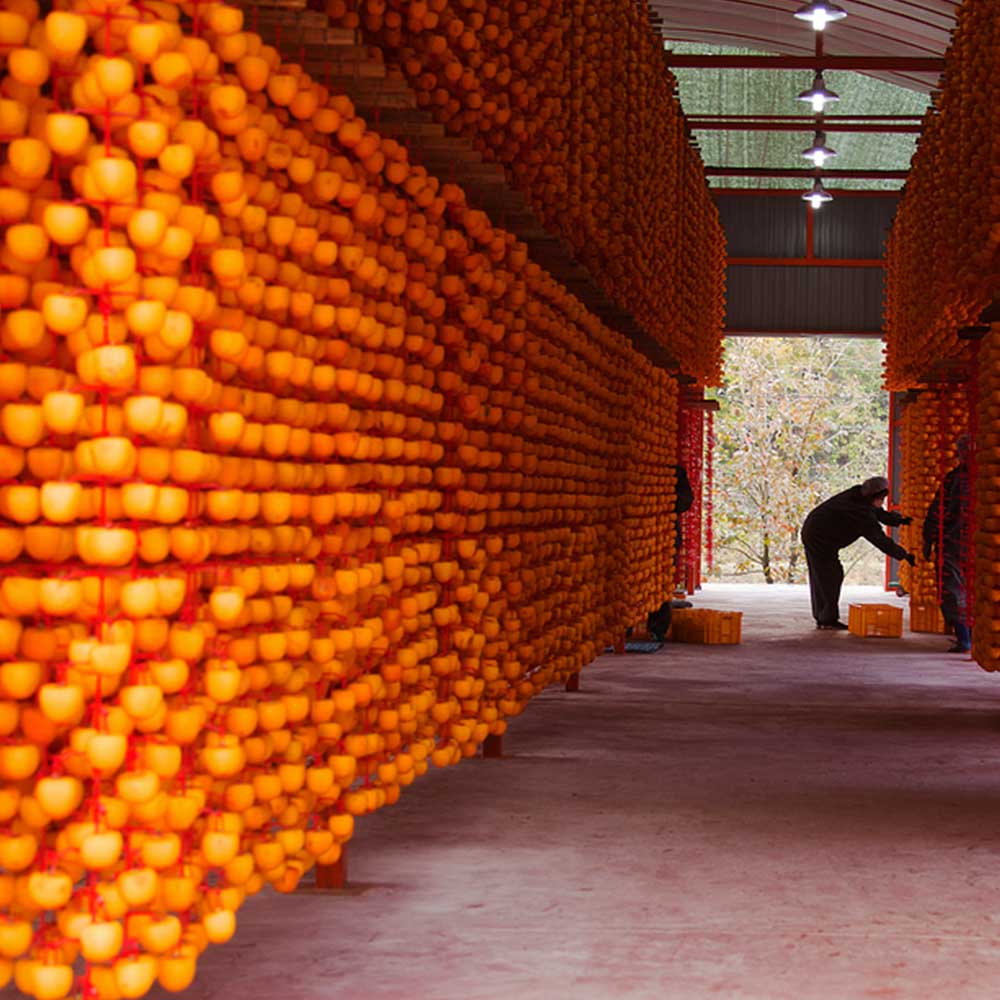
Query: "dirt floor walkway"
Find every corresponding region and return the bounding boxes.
[145,584,1000,1000]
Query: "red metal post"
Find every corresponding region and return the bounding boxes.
[675,406,685,589]
[936,391,947,606]
[965,344,980,655]
[678,406,706,594]
[692,410,705,591]
[705,409,715,574]
[885,391,897,592]
[676,405,691,590]
[315,848,348,890]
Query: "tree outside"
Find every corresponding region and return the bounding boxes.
[708,337,890,585]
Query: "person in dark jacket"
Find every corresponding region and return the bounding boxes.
[923,438,971,652]
[801,476,915,630]
[674,464,695,521]
[647,465,696,642]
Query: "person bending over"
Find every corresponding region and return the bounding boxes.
[801,476,914,630]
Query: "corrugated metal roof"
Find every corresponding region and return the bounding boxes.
[717,194,807,257]
[718,191,900,259]
[654,0,955,93]
[812,195,898,259]
[725,265,884,333]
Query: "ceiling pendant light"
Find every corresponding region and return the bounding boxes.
[797,71,840,113]
[802,178,833,209]
[793,1,848,31]
[801,131,837,167]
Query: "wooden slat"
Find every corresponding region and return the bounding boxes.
[303,60,386,80]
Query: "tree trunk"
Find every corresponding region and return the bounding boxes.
[762,533,774,585]
[787,534,800,584]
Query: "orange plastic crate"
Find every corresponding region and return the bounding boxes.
[847,603,904,638]
[909,602,946,634]
[670,608,705,643]
[670,608,742,644]
[706,611,742,644]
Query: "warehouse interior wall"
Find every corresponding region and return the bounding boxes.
[719,191,895,337]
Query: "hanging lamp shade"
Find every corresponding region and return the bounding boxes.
[793,1,848,31]
[797,72,840,113]
[801,131,838,167]
[802,178,834,209]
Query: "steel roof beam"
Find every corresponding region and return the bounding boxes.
[664,54,944,72]
[692,120,921,133]
[706,167,908,179]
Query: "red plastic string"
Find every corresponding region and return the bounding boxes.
[704,407,714,574]
[936,390,946,603]
[965,344,980,652]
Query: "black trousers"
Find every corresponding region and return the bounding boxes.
[938,547,967,628]
[804,542,844,625]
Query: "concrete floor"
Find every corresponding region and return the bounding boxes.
[146,584,1000,1000]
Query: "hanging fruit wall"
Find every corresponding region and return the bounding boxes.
[974,327,1000,669]
[895,388,969,614]
[884,0,996,665]
[0,0,723,994]
[324,0,727,386]
[883,0,997,390]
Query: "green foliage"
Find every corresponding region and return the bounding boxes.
[709,337,889,584]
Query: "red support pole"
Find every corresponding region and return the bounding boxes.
[483,734,504,758]
[705,409,714,574]
[676,405,690,590]
[675,402,706,593]
[965,345,980,654]
[315,848,348,890]
[693,410,705,591]
[936,391,946,607]
[885,391,897,592]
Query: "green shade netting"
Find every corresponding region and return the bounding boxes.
[666,41,930,190]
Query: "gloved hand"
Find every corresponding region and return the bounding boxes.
[923,539,933,560]
[883,510,912,527]
[903,552,916,567]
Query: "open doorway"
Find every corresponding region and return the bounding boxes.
[707,335,889,586]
